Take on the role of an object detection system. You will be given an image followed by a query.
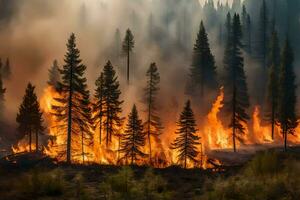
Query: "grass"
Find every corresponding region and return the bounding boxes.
[1,150,300,199]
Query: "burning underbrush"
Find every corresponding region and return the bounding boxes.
[10,87,300,169]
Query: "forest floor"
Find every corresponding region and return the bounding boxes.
[0,147,300,200]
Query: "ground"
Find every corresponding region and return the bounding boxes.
[0,148,300,200]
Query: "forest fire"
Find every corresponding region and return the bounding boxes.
[11,87,300,169]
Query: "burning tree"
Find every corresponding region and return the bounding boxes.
[187,21,218,98]
[122,29,135,84]
[278,39,298,151]
[119,105,146,165]
[171,100,200,169]
[102,61,124,148]
[52,33,92,164]
[266,30,280,140]
[143,63,163,164]
[16,83,44,153]
[223,14,250,152]
[93,72,105,145]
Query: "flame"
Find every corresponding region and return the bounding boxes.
[12,86,300,169]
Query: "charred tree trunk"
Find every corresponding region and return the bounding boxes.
[29,128,32,152]
[67,65,73,164]
[35,129,39,153]
[127,40,130,85]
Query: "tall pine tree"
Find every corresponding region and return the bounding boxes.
[278,39,298,151]
[93,72,105,145]
[171,100,200,169]
[102,61,124,148]
[16,83,44,153]
[187,21,218,98]
[120,104,146,165]
[266,30,280,140]
[122,29,135,84]
[0,63,5,123]
[52,33,92,163]
[48,60,61,89]
[143,63,163,163]
[223,14,250,152]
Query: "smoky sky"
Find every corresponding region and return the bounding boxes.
[0,0,297,129]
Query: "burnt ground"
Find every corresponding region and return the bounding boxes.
[0,146,299,200]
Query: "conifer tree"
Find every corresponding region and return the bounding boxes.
[120,105,146,165]
[16,83,44,153]
[102,61,123,148]
[257,0,269,102]
[223,14,250,152]
[0,63,5,122]
[143,63,163,163]
[93,72,105,145]
[187,21,218,98]
[52,33,92,163]
[278,39,298,151]
[171,100,200,169]
[225,12,232,44]
[266,30,280,140]
[47,60,61,89]
[246,14,252,53]
[114,28,121,62]
[2,58,11,80]
[122,29,135,84]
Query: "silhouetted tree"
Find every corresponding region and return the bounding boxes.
[47,60,61,89]
[266,30,280,140]
[120,105,146,165]
[278,39,298,151]
[93,72,105,145]
[187,21,218,98]
[2,58,11,80]
[143,63,163,163]
[114,28,121,62]
[0,63,5,122]
[223,14,250,152]
[52,33,91,164]
[257,0,269,102]
[16,83,44,153]
[171,100,200,169]
[102,61,123,148]
[122,29,135,84]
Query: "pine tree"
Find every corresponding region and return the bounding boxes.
[47,60,61,89]
[171,100,199,169]
[0,63,5,122]
[223,14,250,152]
[16,83,44,153]
[120,105,146,165]
[257,0,269,103]
[225,12,232,44]
[278,39,298,151]
[52,33,92,163]
[122,29,135,84]
[102,61,124,148]
[2,58,11,80]
[266,30,280,140]
[93,72,105,145]
[143,63,163,163]
[114,28,121,62]
[246,14,252,53]
[187,21,218,98]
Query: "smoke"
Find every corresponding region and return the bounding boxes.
[0,0,299,146]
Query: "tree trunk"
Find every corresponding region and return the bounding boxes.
[127,42,130,85]
[284,125,287,152]
[81,130,85,164]
[29,129,32,152]
[99,114,102,145]
[67,64,74,164]
[35,130,39,153]
[271,102,275,140]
